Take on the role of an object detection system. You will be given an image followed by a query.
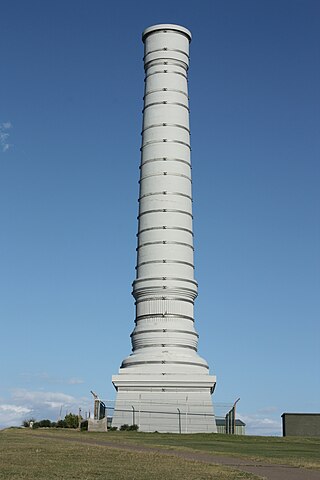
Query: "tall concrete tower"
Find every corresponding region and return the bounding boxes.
[112,24,217,433]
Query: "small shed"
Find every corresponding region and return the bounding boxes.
[282,413,320,437]
[216,418,246,435]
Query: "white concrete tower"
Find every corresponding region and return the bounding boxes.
[112,24,217,433]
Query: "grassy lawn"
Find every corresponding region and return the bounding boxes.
[0,428,258,480]
[27,428,320,469]
[108,430,320,468]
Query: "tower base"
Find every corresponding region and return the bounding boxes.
[112,375,217,433]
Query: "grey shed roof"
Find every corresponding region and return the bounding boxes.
[216,418,246,426]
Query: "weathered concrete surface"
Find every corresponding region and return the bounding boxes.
[87,417,107,432]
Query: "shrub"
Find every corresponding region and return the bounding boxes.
[120,424,139,431]
[56,419,67,428]
[64,413,79,429]
[37,419,53,428]
[80,420,88,431]
[22,418,36,428]
[128,424,139,431]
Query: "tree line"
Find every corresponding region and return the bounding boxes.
[23,413,80,429]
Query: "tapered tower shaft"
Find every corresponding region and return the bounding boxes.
[112,24,217,433]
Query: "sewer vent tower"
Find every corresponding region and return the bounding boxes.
[112,23,217,433]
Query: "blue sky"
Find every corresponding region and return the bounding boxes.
[0,0,319,435]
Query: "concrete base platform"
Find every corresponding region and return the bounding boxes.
[88,417,108,432]
[111,389,217,433]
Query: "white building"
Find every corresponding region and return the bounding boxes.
[112,24,217,433]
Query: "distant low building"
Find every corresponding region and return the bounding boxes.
[216,418,246,435]
[282,413,320,437]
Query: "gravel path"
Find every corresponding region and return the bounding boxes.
[35,433,320,480]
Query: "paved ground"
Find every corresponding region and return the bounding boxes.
[35,434,320,480]
[175,450,320,480]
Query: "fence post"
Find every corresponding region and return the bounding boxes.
[177,408,181,434]
[138,394,141,430]
[185,396,188,433]
[132,406,136,425]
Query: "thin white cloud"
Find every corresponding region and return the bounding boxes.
[20,372,84,386]
[0,389,93,427]
[239,411,282,436]
[257,406,278,414]
[12,388,76,408]
[67,378,84,385]
[0,121,13,152]
[0,404,32,428]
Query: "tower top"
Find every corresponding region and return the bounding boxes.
[142,24,192,43]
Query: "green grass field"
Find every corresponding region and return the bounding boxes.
[1,428,319,479]
[28,427,320,468]
[0,428,258,480]
[97,429,320,468]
